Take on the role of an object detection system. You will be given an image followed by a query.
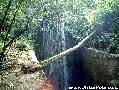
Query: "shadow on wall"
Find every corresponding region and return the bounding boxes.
[67,48,95,87]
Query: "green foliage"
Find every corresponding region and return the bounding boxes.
[0,0,119,57]
[15,37,33,51]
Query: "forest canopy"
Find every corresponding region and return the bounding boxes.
[0,0,119,62]
[1,0,119,89]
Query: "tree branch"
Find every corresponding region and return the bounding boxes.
[2,18,30,55]
[0,0,12,32]
[19,29,98,74]
[38,29,98,69]
[4,4,20,42]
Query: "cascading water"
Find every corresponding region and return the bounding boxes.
[60,22,69,90]
[35,17,69,90]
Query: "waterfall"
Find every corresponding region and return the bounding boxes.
[35,18,69,90]
[61,22,69,90]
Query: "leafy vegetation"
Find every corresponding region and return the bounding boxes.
[0,0,119,89]
[0,0,119,70]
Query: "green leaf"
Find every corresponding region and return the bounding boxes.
[1,0,7,5]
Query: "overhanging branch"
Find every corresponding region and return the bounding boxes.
[38,29,98,69]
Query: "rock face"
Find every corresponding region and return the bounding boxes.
[34,17,119,89]
[81,48,119,86]
[0,48,46,90]
[67,48,95,87]
[35,19,70,90]
[67,47,119,87]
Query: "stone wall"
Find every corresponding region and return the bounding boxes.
[81,48,119,86]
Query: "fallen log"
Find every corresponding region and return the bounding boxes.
[38,29,99,69]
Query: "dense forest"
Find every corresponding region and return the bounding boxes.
[0,0,119,90]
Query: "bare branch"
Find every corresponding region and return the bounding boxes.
[38,29,98,69]
[17,29,98,73]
